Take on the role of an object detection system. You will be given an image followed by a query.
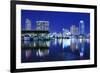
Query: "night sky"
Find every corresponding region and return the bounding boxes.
[21,10,90,34]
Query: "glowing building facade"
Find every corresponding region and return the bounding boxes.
[36,21,49,31]
[70,25,79,36]
[25,18,31,30]
[79,20,85,35]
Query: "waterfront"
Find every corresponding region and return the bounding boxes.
[21,10,90,63]
[21,38,90,63]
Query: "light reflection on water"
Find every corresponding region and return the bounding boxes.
[21,38,90,63]
[36,49,49,57]
[63,39,71,48]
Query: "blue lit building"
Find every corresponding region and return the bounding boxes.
[79,20,85,35]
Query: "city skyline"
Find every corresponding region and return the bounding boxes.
[21,10,90,34]
[21,10,90,63]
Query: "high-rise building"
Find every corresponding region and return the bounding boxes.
[36,21,49,31]
[70,25,79,36]
[25,18,31,30]
[79,20,85,35]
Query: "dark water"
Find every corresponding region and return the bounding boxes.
[21,38,90,63]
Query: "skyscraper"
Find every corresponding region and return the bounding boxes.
[36,21,49,31]
[79,20,85,35]
[70,25,79,36]
[25,18,31,30]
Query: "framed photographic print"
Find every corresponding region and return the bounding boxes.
[10,0,97,72]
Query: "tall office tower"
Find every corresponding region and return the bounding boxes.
[70,25,79,36]
[79,20,85,35]
[36,21,49,31]
[70,25,79,50]
[25,18,31,30]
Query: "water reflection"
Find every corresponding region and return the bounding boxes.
[21,37,90,63]
[36,49,49,57]
[25,49,32,59]
[62,39,71,48]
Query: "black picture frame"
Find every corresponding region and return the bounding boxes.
[10,0,97,73]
